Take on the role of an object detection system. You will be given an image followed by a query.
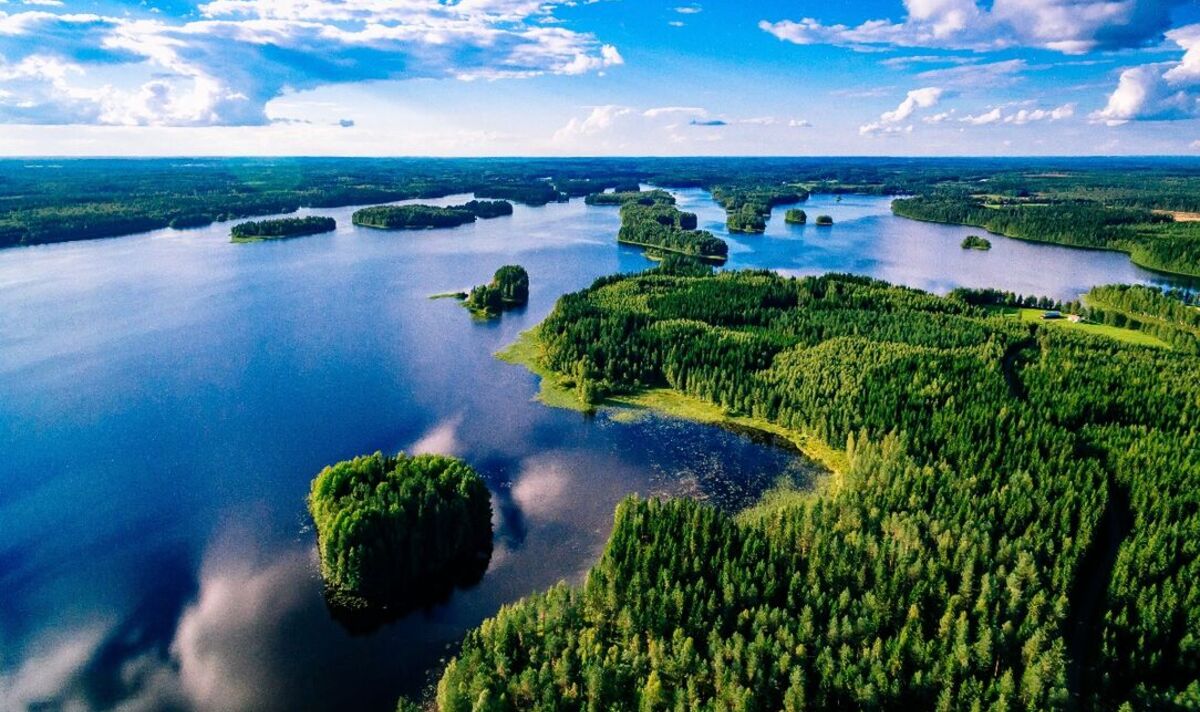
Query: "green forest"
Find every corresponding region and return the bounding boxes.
[465,265,530,316]
[229,215,336,242]
[308,451,492,610]
[892,196,1200,277]
[7,157,1200,262]
[437,269,1200,710]
[785,209,807,225]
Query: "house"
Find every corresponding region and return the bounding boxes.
[1067,314,1082,323]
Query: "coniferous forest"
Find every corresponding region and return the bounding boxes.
[437,269,1200,711]
[308,452,493,611]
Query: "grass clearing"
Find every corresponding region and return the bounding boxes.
[990,306,1169,348]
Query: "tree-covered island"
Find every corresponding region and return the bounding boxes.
[785,208,807,224]
[712,184,807,234]
[229,216,336,242]
[464,265,530,316]
[815,214,834,225]
[351,200,512,230]
[308,451,493,612]
[961,234,992,250]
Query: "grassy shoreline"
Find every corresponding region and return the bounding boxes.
[496,328,847,480]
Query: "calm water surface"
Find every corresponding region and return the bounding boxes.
[0,189,1192,710]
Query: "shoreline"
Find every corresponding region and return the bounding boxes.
[496,328,847,482]
[890,207,1200,280]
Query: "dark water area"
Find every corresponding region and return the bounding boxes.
[0,188,1190,711]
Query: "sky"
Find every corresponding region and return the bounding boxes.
[0,0,1199,156]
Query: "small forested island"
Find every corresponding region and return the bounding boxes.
[584,189,675,207]
[440,269,1200,710]
[351,200,512,230]
[815,214,834,225]
[459,199,513,218]
[961,234,992,250]
[711,183,807,234]
[464,265,529,316]
[229,215,336,242]
[308,451,492,611]
[785,208,807,224]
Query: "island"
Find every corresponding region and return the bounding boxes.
[229,216,336,242]
[619,202,727,262]
[438,268,1200,711]
[585,189,675,207]
[464,265,530,316]
[815,214,834,225]
[459,199,513,219]
[351,200,512,230]
[961,234,992,250]
[308,451,492,611]
[711,184,807,234]
[785,208,807,224]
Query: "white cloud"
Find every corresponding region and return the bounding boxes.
[553,104,632,141]
[962,107,1002,125]
[761,0,1187,54]
[923,109,956,122]
[882,86,943,122]
[916,58,1027,88]
[860,122,914,136]
[674,4,702,14]
[861,85,942,135]
[1091,24,1200,125]
[788,118,812,127]
[1005,103,1075,123]
[0,2,623,126]
[1191,139,1200,149]
[643,106,706,118]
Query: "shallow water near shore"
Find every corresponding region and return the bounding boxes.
[0,188,1192,709]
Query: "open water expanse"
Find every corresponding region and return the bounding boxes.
[1,189,1193,710]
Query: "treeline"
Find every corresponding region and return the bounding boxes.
[892,196,1200,277]
[308,451,492,611]
[609,193,726,262]
[710,184,807,234]
[585,189,676,207]
[465,265,530,315]
[438,270,1200,710]
[475,183,565,206]
[1084,284,1200,353]
[948,287,1077,313]
[229,215,335,241]
[9,157,1200,250]
[353,205,476,229]
[351,200,512,230]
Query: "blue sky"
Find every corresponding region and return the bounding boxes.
[0,0,1198,155]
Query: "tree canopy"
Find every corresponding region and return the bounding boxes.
[308,452,493,611]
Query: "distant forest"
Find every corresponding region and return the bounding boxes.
[6,157,1200,276]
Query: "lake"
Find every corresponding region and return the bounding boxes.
[0,189,1192,710]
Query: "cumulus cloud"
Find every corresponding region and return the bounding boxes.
[961,106,1002,125]
[0,1,623,126]
[552,104,632,141]
[1091,24,1200,125]
[761,0,1187,54]
[861,86,942,135]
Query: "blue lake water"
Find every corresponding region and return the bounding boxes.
[0,189,1193,710]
